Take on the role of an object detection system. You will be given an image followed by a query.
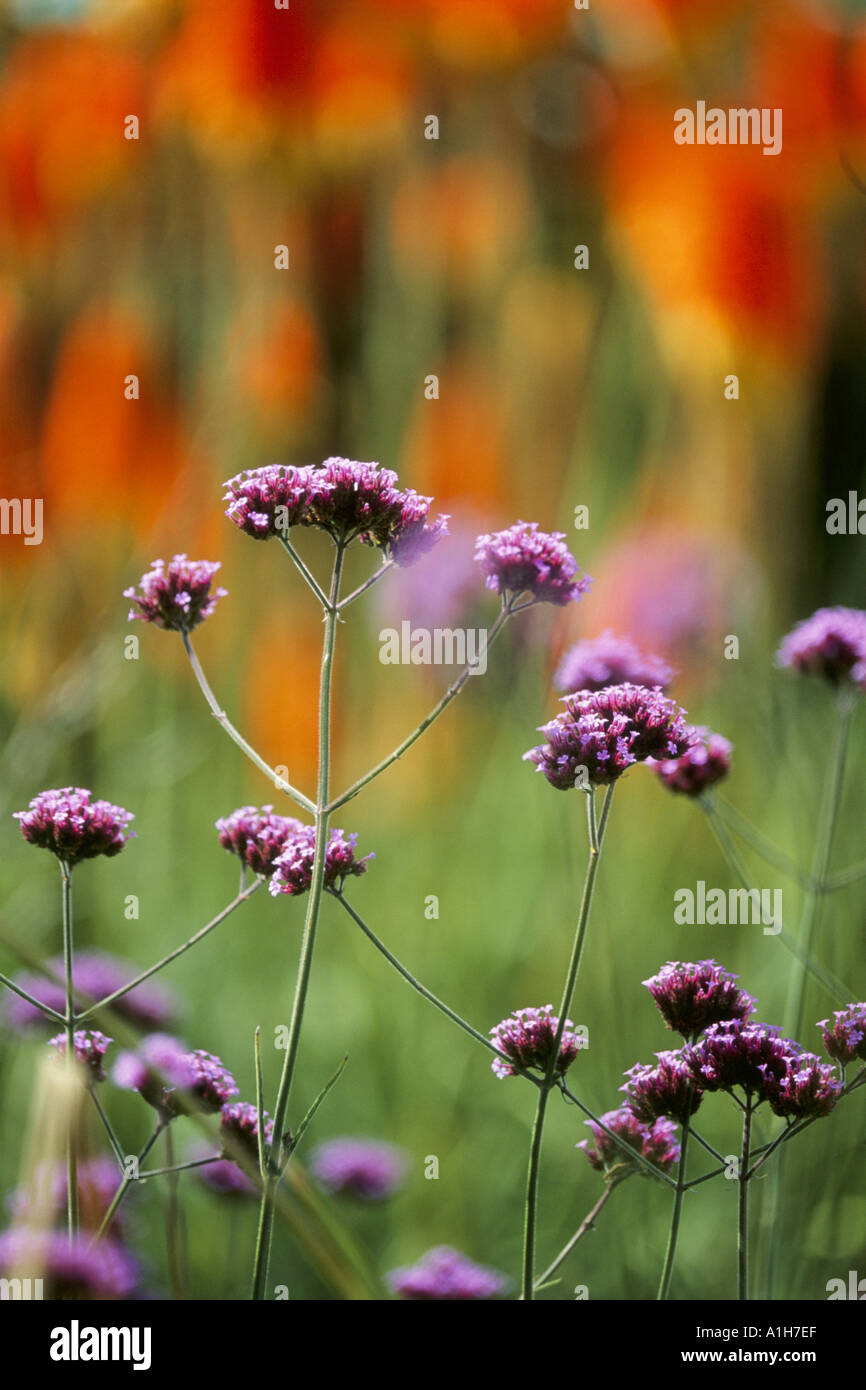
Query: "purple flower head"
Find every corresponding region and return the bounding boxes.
[525,683,692,790]
[817,1004,866,1066]
[268,825,374,898]
[556,631,675,695]
[384,490,450,568]
[474,521,590,607]
[220,1101,273,1167]
[8,1157,127,1235]
[14,788,134,868]
[387,1246,509,1301]
[215,806,304,878]
[48,1030,112,1083]
[653,725,732,798]
[3,950,177,1035]
[124,554,227,632]
[167,1049,239,1116]
[578,1107,680,1180]
[223,464,328,540]
[685,1021,800,1102]
[112,1033,196,1113]
[0,1230,137,1300]
[764,1052,841,1120]
[643,960,756,1040]
[305,456,402,543]
[195,1156,255,1197]
[622,1051,700,1125]
[310,1137,408,1201]
[489,1005,583,1080]
[776,607,866,689]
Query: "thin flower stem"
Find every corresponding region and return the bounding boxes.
[738,1097,753,1300]
[278,534,330,608]
[332,891,530,1077]
[77,880,264,1022]
[92,1122,166,1243]
[689,1129,726,1164]
[326,603,513,813]
[164,1126,185,1300]
[251,543,345,1301]
[523,785,614,1303]
[532,1181,619,1293]
[713,796,813,889]
[0,971,65,1024]
[337,560,395,611]
[139,1155,221,1179]
[60,861,79,1238]
[182,631,315,815]
[657,1107,692,1300]
[558,1083,678,1188]
[254,1026,266,1181]
[766,696,853,1298]
[699,797,851,1006]
[88,1088,126,1169]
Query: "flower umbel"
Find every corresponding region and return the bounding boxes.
[474,521,590,607]
[489,1005,583,1079]
[124,555,227,631]
[215,806,304,878]
[578,1107,680,1181]
[817,1004,866,1067]
[685,1021,799,1102]
[622,1051,700,1125]
[310,1137,408,1200]
[220,1101,274,1167]
[643,960,756,1039]
[48,1030,112,1083]
[556,631,674,694]
[14,789,134,867]
[764,1053,841,1120]
[268,825,374,898]
[776,606,866,689]
[387,1246,509,1300]
[653,726,732,798]
[525,684,692,789]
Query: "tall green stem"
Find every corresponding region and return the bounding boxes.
[251,544,345,1301]
[738,1097,753,1300]
[522,786,613,1302]
[657,1106,691,1300]
[60,861,79,1238]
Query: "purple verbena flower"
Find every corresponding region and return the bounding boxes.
[643,960,756,1040]
[215,806,304,878]
[310,1137,408,1200]
[223,464,328,540]
[685,1021,800,1102]
[169,1050,239,1116]
[112,1033,196,1113]
[474,521,590,607]
[817,1004,866,1067]
[8,1158,128,1236]
[14,789,134,867]
[195,1156,256,1197]
[48,1030,112,1083]
[384,490,450,568]
[525,683,692,789]
[764,1052,841,1120]
[578,1107,680,1180]
[3,951,177,1035]
[0,1230,137,1299]
[268,825,374,898]
[220,1101,273,1167]
[489,1005,583,1080]
[622,1051,700,1124]
[556,631,675,695]
[124,554,227,631]
[387,1246,509,1301]
[653,725,732,797]
[776,607,866,689]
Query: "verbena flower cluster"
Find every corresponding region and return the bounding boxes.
[14,788,134,866]
[124,555,227,631]
[578,1108,680,1180]
[818,1004,866,1066]
[220,1102,274,1166]
[474,522,590,607]
[223,457,448,565]
[489,1005,583,1079]
[310,1137,407,1200]
[269,825,373,898]
[525,684,691,788]
[48,1029,112,1083]
[0,1229,137,1300]
[216,806,304,878]
[776,606,866,688]
[653,726,732,798]
[622,1052,701,1125]
[556,631,674,694]
[386,1246,509,1300]
[643,960,756,1039]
